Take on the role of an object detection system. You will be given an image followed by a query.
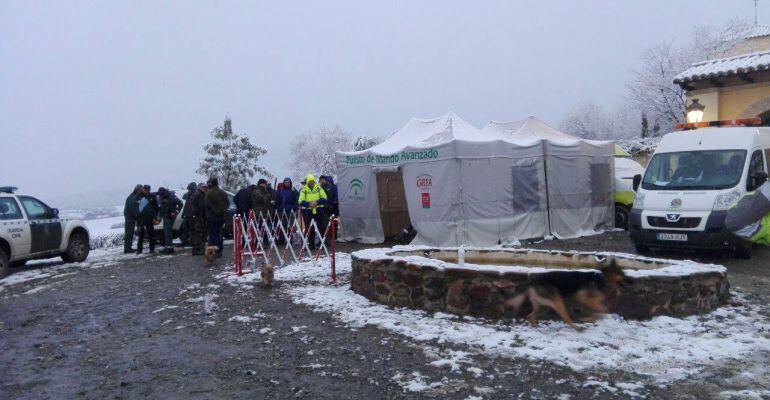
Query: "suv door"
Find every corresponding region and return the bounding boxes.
[0,197,31,258]
[18,196,62,253]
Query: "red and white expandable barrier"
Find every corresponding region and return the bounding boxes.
[232,210,339,283]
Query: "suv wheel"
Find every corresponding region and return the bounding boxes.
[0,247,9,279]
[62,231,90,263]
[734,241,752,259]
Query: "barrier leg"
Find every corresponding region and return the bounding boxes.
[330,217,337,284]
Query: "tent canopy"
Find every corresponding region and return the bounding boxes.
[336,113,615,246]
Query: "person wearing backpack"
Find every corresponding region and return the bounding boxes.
[136,185,159,254]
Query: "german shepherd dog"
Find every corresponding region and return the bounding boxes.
[261,263,274,287]
[204,246,218,267]
[508,261,626,331]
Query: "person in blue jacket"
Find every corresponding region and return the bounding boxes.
[275,177,299,244]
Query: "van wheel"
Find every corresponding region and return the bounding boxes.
[734,242,752,259]
[62,231,90,263]
[615,204,630,230]
[0,248,9,279]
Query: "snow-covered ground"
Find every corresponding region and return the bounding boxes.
[84,216,124,236]
[0,247,145,294]
[217,252,770,393]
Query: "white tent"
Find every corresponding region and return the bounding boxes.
[335,113,614,246]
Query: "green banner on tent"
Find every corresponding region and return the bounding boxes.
[345,149,439,166]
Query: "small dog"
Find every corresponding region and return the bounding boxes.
[204,246,218,267]
[508,261,626,331]
[261,263,274,287]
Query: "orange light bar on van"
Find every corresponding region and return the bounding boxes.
[675,117,762,130]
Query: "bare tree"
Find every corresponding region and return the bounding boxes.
[197,116,272,191]
[352,135,382,151]
[559,101,638,140]
[626,19,751,134]
[288,125,352,180]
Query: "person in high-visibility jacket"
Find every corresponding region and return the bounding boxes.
[299,174,328,250]
[726,181,770,246]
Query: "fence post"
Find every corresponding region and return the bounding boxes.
[234,214,243,276]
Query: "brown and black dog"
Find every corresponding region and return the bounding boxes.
[507,261,626,331]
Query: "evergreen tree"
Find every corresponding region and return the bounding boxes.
[196,116,272,191]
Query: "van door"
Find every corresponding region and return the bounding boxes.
[18,196,63,254]
[747,150,766,191]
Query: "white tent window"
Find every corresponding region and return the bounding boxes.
[512,162,542,213]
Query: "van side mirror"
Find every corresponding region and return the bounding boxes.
[51,208,59,217]
[632,174,642,192]
[751,171,768,191]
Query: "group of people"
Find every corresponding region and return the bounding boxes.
[123,178,231,258]
[233,174,338,250]
[122,173,340,261]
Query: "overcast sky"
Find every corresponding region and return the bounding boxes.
[1,0,764,208]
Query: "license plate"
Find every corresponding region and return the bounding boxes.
[657,233,688,241]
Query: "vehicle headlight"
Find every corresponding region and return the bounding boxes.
[632,192,645,209]
[713,191,741,211]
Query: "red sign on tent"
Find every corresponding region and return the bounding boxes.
[422,192,431,208]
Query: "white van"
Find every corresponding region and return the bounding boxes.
[629,126,770,257]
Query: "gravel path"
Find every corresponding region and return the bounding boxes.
[1,234,768,399]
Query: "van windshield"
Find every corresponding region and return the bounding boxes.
[641,150,746,190]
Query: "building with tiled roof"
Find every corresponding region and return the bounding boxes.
[675,25,770,125]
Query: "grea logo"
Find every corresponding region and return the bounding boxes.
[347,178,365,201]
[416,174,433,190]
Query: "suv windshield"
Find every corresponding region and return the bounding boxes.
[642,150,746,190]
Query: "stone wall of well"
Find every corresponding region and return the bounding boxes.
[350,255,730,321]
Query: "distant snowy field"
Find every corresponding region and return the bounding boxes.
[84,216,124,236]
[83,216,124,249]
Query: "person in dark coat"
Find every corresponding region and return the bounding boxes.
[123,184,142,254]
[205,178,229,256]
[319,175,339,239]
[136,185,159,254]
[190,183,208,255]
[234,184,256,219]
[158,187,183,254]
[180,182,197,246]
[251,179,275,218]
[275,177,299,244]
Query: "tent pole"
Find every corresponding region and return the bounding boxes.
[542,157,552,236]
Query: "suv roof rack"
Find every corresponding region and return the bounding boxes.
[0,186,18,194]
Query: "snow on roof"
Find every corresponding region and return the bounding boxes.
[674,49,770,84]
[745,24,770,39]
[361,112,489,154]
[482,116,577,142]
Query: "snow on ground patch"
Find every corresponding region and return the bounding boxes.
[1,247,140,293]
[719,389,770,399]
[285,257,770,384]
[216,253,351,288]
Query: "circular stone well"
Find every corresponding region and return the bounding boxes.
[350,248,730,320]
